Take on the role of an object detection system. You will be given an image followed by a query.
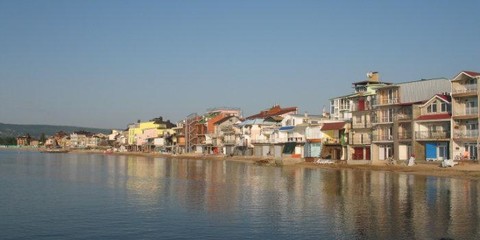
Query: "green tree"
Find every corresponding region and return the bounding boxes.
[0,137,16,145]
[39,133,46,145]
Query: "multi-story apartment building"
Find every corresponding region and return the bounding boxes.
[330,94,353,121]
[371,78,451,163]
[451,71,480,161]
[348,72,391,164]
[413,94,452,161]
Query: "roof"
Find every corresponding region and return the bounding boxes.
[238,119,276,126]
[329,92,356,100]
[416,113,451,121]
[463,71,480,77]
[352,80,392,86]
[246,105,297,119]
[452,71,480,81]
[265,116,284,122]
[380,78,451,104]
[214,116,239,125]
[321,122,345,131]
[279,126,294,131]
[420,94,451,107]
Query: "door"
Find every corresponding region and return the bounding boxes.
[438,143,448,159]
[354,147,363,160]
[465,144,477,160]
[365,147,371,160]
[425,142,436,160]
[379,145,392,160]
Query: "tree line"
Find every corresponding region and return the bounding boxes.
[0,137,16,145]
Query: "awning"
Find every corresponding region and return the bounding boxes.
[321,122,345,131]
[279,126,294,131]
[416,113,451,121]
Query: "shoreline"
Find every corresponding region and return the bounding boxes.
[71,149,480,180]
[3,148,480,180]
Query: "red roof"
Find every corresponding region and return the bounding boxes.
[416,113,451,121]
[435,94,451,102]
[463,71,480,77]
[246,105,297,119]
[321,122,345,131]
[453,71,480,81]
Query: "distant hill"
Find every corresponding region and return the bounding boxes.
[0,123,111,138]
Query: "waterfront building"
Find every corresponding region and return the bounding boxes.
[330,72,455,164]
[171,121,186,154]
[211,115,242,155]
[413,94,452,161]
[270,113,328,159]
[127,117,174,151]
[320,121,347,160]
[184,108,241,154]
[450,71,480,161]
[347,72,391,164]
[330,93,354,121]
[371,78,451,163]
[242,105,297,156]
[16,134,31,146]
[70,131,89,148]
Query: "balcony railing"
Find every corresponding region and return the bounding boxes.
[377,98,398,105]
[453,130,479,139]
[251,139,270,144]
[352,122,373,129]
[452,84,478,94]
[372,134,393,141]
[398,132,412,140]
[396,113,412,121]
[251,137,305,144]
[350,135,371,145]
[323,138,341,144]
[223,139,238,145]
[415,130,450,140]
[373,116,394,124]
[454,107,478,116]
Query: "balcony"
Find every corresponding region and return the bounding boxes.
[452,84,478,96]
[323,138,341,145]
[396,113,412,121]
[350,134,371,145]
[398,132,412,140]
[372,134,393,142]
[223,139,238,145]
[453,107,478,118]
[377,98,398,105]
[415,130,450,140]
[373,116,394,124]
[251,139,271,144]
[352,122,373,129]
[453,130,479,139]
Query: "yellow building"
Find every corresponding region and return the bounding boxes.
[127,121,172,145]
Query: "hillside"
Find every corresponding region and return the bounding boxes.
[0,123,111,138]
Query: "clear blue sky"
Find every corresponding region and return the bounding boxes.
[0,0,478,129]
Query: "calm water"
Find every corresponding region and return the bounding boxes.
[1,150,479,239]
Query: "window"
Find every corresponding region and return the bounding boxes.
[388,108,394,122]
[427,101,438,113]
[441,102,448,112]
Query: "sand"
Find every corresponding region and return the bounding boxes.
[68,150,480,180]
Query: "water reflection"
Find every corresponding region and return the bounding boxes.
[3,151,480,239]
